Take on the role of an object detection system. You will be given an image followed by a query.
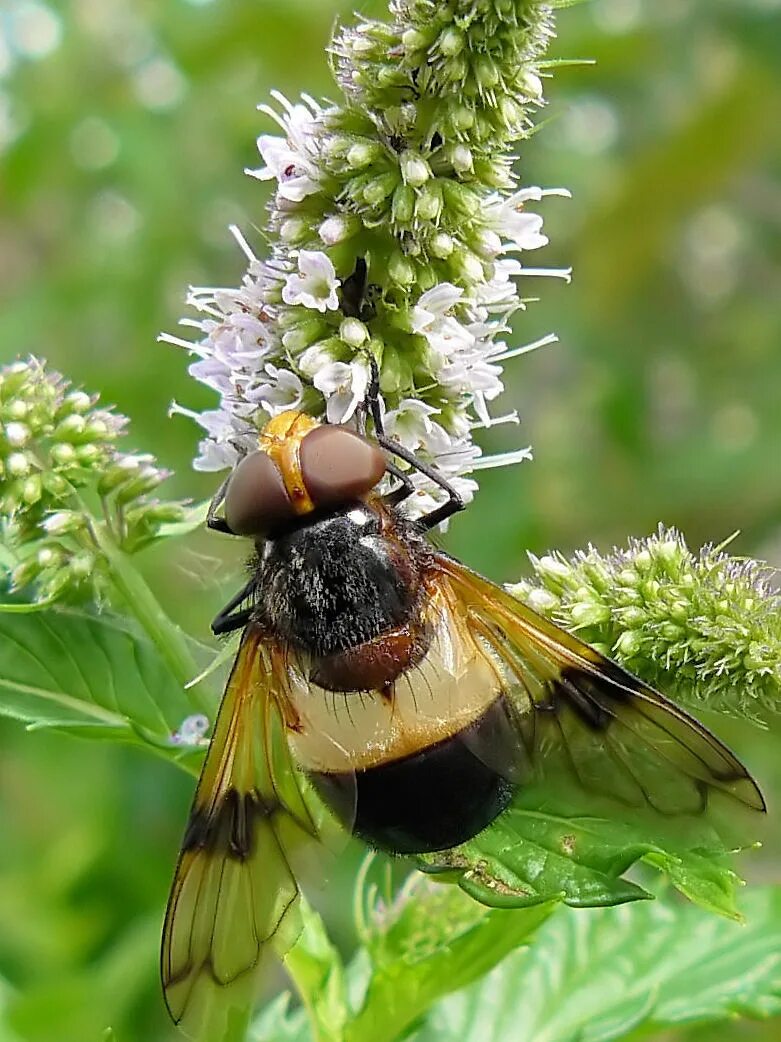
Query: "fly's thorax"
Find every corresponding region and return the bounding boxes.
[254,500,429,657]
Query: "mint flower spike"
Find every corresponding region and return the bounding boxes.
[163,0,571,518]
[0,358,185,604]
[509,525,781,724]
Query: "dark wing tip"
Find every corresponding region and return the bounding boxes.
[433,554,767,817]
[562,660,768,814]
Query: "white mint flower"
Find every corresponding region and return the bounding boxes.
[299,342,338,376]
[250,364,305,416]
[314,360,371,424]
[383,399,439,451]
[484,186,570,253]
[164,7,572,520]
[411,283,464,333]
[246,91,321,202]
[282,250,341,313]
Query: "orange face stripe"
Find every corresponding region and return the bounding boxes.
[257,410,320,516]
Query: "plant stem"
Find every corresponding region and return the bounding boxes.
[91,520,213,716]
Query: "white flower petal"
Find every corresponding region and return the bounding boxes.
[283,250,341,312]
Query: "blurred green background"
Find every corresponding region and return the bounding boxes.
[0,0,780,1039]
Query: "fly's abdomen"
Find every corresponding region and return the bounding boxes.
[284,589,528,855]
[309,695,518,854]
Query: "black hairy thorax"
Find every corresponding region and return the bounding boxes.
[251,501,429,657]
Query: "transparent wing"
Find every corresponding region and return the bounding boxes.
[434,555,765,816]
[161,626,326,1040]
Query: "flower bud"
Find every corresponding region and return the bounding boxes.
[450,144,473,174]
[299,341,341,376]
[388,252,416,287]
[443,54,467,84]
[319,215,358,245]
[11,558,40,590]
[634,550,653,572]
[527,588,559,614]
[4,422,29,448]
[441,181,480,219]
[439,27,464,57]
[116,468,166,505]
[57,413,89,440]
[63,390,92,415]
[21,475,42,505]
[475,56,500,91]
[346,141,379,169]
[451,250,485,283]
[402,28,426,52]
[400,151,430,187]
[280,217,309,244]
[340,318,368,348]
[376,65,406,89]
[7,453,30,477]
[378,346,407,393]
[415,182,443,222]
[392,185,415,224]
[534,555,572,584]
[363,172,398,206]
[474,229,502,258]
[69,551,97,581]
[126,501,186,527]
[449,104,474,132]
[430,232,454,258]
[42,510,85,536]
[499,96,524,131]
[5,399,28,420]
[37,545,62,569]
[281,318,329,353]
[50,442,77,466]
[618,607,647,628]
[76,443,102,466]
[570,602,611,627]
[522,69,544,99]
[617,568,640,588]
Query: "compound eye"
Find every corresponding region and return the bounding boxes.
[223,450,294,536]
[300,426,386,508]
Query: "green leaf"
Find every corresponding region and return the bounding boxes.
[411,886,781,1042]
[0,608,194,750]
[0,599,57,613]
[418,779,751,919]
[345,880,556,1042]
[252,882,556,1042]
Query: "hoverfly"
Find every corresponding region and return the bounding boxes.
[161,404,765,1036]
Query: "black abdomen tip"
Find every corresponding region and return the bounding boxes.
[309,696,521,855]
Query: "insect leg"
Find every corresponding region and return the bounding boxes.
[376,433,465,530]
[366,357,464,527]
[366,356,385,436]
[206,475,234,535]
[383,460,415,507]
[211,579,256,635]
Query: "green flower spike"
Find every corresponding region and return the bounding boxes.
[1,358,185,604]
[509,525,781,723]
